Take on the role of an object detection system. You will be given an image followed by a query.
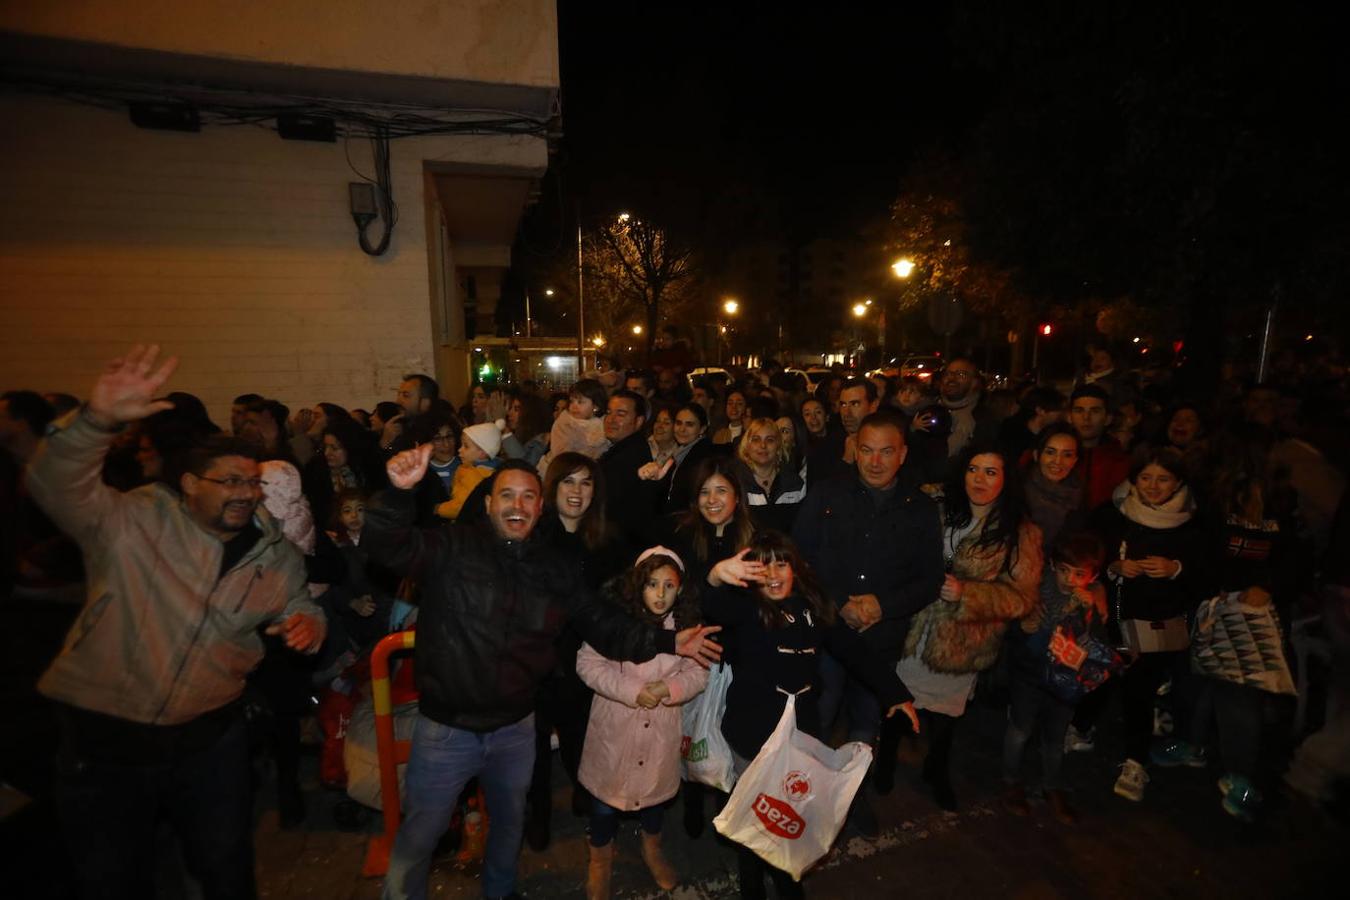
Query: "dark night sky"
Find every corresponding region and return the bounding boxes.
[551,2,977,244]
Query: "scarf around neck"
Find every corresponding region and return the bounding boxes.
[1115,480,1194,530]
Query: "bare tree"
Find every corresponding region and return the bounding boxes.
[590,216,699,361]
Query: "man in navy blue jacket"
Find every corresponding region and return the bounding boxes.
[793,410,944,828]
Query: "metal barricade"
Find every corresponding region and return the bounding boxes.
[361,629,416,877]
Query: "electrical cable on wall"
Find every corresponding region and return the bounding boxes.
[349,126,397,256]
[2,70,560,257]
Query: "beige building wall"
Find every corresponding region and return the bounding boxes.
[1,0,559,89]
[0,94,545,424]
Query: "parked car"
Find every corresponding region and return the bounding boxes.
[686,366,731,391]
[899,355,944,382]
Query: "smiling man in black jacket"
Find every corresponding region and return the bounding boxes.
[365,453,720,900]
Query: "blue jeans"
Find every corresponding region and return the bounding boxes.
[383,713,536,900]
[818,651,882,744]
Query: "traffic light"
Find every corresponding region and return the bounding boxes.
[1039,323,1053,337]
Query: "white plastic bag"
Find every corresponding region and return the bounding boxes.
[681,661,737,792]
[713,693,872,881]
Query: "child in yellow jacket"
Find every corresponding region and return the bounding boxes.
[436,419,503,520]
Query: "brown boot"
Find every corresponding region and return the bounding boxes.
[586,842,614,900]
[640,830,678,890]
[1046,789,1078,825]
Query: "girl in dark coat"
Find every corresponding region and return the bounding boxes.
[703,531,916,900]
[1090,447,1205,803]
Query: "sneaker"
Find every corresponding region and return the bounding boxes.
[1151,739,1207,769]
[1113,759,1149,802]
[1219,774,1263,823]
[1064,725,1096,753]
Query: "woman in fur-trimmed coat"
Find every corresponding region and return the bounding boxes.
[896,444,1043,810]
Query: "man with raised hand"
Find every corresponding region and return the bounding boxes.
[26,344,325,900]
[366,450,721,900]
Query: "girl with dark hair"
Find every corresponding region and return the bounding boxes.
[1090,446,1205,803]
[896,443,1043,810]
[524,453,629,852]
[501,391,551,467]
[702,531,917,900]
[302,417,387,528]
[577,549,708,897]
[652,402,718,515]
[659,455,757,839]
[667,457,756,588]
[711,387,749,446]
[1023,423,1085,550]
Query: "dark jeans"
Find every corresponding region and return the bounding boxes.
[55,714,255,900]
[1189,676,1263,777]
[528,669,593,814]
[1121,650,1188,763]
[588,797,665,846]
[1002,678,1075,790]
[819,650,882,744]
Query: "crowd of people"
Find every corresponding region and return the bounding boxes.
[1,337,1347,900]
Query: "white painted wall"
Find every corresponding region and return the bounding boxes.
[0,94,546,425]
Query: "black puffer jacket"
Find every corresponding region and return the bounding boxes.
[363,488,676,732]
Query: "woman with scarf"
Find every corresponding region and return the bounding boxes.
[1023,424,1085,550]
[1090,446,1205,803]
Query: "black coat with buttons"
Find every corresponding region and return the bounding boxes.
[703,586,911,761]
[791,472,945,657]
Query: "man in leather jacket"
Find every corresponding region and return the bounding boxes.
[365,453,721,900]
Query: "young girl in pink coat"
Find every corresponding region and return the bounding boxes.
[576,547,709,899]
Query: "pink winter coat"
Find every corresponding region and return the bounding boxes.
[576,615,709,812]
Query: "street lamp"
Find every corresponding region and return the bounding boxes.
[632,324,643,336]
[718,298,740,365]
[852,302,869,318]
[891,257,915,279]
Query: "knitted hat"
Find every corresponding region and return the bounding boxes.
[463,418,505,459]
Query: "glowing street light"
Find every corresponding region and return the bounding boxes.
[632,324,643,336]
[852,302,869,318]
[891,257,915,279]
[723,298,739,316]
[544,288,555,297]
[592,335,606,347]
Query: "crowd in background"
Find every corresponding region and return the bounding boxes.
[2,334,1348,899]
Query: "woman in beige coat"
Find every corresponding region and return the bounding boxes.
[896,443,1043,810]
[576,548,709,899]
